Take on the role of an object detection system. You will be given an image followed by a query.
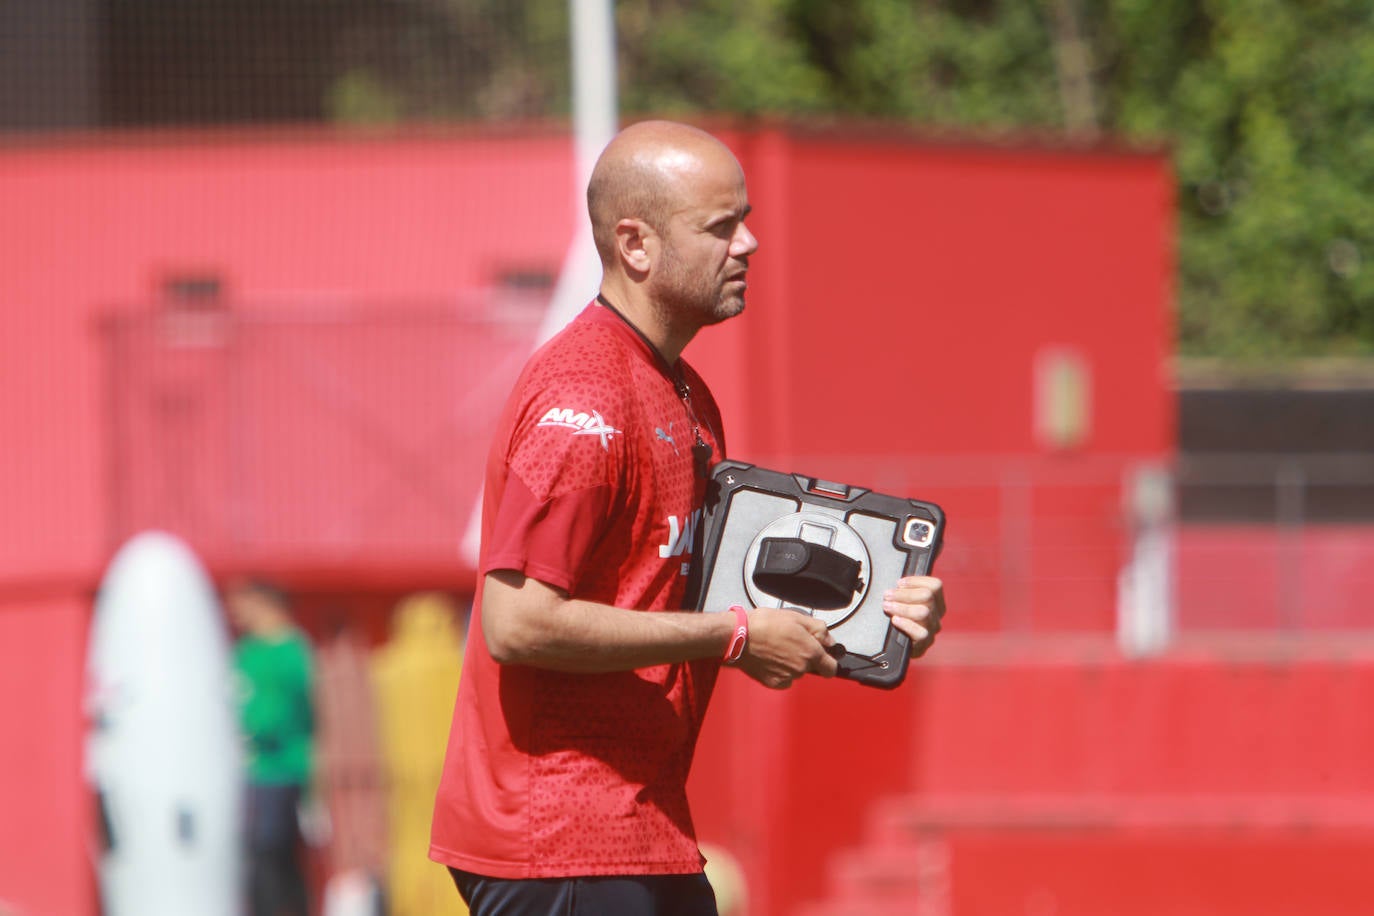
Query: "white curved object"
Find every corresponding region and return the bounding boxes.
[86,531,242,916]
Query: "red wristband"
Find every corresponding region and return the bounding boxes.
[723,605,749,665]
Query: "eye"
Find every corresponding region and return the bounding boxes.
[709,219,736,239]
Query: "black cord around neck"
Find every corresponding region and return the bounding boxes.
[595,293,687,393]
[595,292,714,476]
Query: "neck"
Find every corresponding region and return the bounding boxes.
[596,281,695,365]
[254,616,293,640]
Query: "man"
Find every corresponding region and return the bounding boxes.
[228,579,315,916]
[429,120,945,915]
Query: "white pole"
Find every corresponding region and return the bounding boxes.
[571,0,618,196]
[1116,463,1176,657]
[462,0,618,565]
[532,0,618,348]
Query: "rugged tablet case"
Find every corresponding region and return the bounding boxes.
[686,460,945,689]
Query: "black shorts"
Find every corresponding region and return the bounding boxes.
[449,868,719,916]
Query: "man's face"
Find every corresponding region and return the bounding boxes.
[227,588,277,635]
[651,152,758,328]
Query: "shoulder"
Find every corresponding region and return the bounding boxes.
[289,628,313,654]
[529,318,631,382]
[517,321,639,426]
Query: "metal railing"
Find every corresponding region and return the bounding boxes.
[99,306,1374,639]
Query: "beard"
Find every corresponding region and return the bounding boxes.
[653,244,746,329]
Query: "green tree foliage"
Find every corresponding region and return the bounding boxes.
[613,0,1374,357]
[326,0,1374,356]
[326,0,571,123]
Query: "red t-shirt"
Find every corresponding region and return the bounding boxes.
[429,302,727,878]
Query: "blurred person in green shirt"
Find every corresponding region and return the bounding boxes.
[229,578,315,916]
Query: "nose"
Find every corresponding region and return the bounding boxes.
[732,221,759,257]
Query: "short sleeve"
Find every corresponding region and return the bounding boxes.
[483,343,632,591]
[482,473,613,593]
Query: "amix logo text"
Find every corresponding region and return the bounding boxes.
[536,407,621,450]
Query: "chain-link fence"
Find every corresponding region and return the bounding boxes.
[100,305,1374,640]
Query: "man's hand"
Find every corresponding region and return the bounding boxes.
[882,575,946,658]
[734,607,839,689]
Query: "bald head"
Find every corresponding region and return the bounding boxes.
[587,120,743,265]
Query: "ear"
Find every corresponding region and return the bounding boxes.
[614,218,656,275]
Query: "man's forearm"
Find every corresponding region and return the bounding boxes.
[481,571,734,672]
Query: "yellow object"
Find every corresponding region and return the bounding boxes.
[1033,345,1093,451]
[371,592,468,916]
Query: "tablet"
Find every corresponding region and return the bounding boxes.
[686,460,945,688]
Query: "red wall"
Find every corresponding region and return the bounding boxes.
[0,125,1173,915]
[0,127,575,914]
[714,130,1174,459]
[1178,525,1374,629]
[690,129,1174,635]
[0,124,1177,587]
[681,128,1175,916]
[0,594,89,916]
[695,642,1374,916]
[0,128,576,585]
